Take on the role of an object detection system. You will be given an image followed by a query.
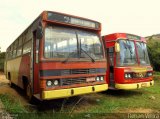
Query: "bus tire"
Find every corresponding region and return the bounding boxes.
[8,73,13,88]
[9,80,14,88]
[26,82,33,102]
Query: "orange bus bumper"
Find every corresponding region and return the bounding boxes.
[115,80,154,90]
[42,84,108,100]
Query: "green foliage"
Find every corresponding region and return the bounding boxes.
[0,94,27,113]
[147,38,160,71]
[0,52,5,71]
[81,78,160,114]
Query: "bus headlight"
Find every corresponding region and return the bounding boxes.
[100,76,104,81]
[96,77,100,81]
[125,73,132,79]
[46,80,60,87]
[125,74,128,78]
[147,72,153,77]
[96,76,104,81]
[46,80,52,86]
[128,74,131,78]
[53,80,59,86]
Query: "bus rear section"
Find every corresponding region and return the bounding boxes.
[5,11,108,101]
[103,33,154,90]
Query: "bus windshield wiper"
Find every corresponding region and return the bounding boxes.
[80,48,95,63]
[79,37,95,63]
[62,52,76,63]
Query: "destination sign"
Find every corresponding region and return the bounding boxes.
[47,12,100,29]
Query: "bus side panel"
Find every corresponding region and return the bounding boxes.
[6,57,22,85]
[18,54,31,89]
[4,60,7,78]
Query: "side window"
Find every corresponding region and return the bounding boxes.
[23,40,32,54]
[19,37,23,46]
[17,47,22,56]
[15,40,18,48]
[6,48,10,60]
[9,51,12,59]
[10,45,13,52]
[12,49,17,58]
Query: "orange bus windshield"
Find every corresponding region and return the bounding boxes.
[44,26,103,60]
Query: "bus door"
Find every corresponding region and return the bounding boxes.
[107,47,115,88]
[33,31,40,94]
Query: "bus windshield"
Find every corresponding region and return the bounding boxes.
[44,26,103,60]
[117,39,137,66]
[136,42,150,65]
[117,39,150,66]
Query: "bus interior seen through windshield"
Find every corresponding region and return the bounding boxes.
[117,39,150,66]
[44,26,103,61]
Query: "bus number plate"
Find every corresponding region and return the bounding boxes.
[141,83,147,87]
[86,77,96,82]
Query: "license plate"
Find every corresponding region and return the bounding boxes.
[141,83,147,87]
[86,77,96,82]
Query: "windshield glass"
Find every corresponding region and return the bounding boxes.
[136,42,150,65]
[117,39,137,66]
[45,26,78,58]
[78,31,103,59]
[44,26,103,60]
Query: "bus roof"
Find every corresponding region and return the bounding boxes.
[7,11,101,51]
[103,33,146,42]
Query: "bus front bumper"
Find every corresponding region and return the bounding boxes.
[115,80,154,90]
[42,84,108,100]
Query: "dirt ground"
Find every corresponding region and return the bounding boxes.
[0,72,28,106]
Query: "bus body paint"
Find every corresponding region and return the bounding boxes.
[5,11,108,100]
[103,33,153,90]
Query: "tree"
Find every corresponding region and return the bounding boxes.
[0,52,5,71]
[147,38,160,71]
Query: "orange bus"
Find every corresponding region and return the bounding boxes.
[103,33,154,90]
[4,11,108,101]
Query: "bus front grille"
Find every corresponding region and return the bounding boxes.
[71,69,96,74]
[61,69,97,75]
[61,77,87,86]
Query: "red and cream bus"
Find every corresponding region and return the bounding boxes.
[4,11,108,101]
[103,33,154,90]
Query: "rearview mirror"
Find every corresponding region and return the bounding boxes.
[36,22,43,40]
[115,42,120,52]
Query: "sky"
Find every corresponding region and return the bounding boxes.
[0,0,160,52]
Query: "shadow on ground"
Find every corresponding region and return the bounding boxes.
[10,84,99,113]
[101,89,143,98]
